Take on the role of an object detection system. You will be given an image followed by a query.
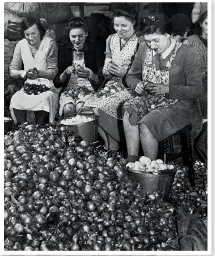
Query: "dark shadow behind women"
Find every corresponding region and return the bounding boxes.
[184,11,207,119]
[169,13,192,43]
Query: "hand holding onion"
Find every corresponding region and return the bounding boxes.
[26,68,39,80]
[146,83,169,95]
[108,62,127,78]
[75,66,90,79]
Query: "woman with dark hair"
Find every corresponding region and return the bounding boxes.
[9,15,59,124]
[169,13,192,42]
[184,12,207,118]
[84,4,140,152]
[54,17,105,117]
[122,14,203,162]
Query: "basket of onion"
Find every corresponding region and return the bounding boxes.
[127,156,176,201]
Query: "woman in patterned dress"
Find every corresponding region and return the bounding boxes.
[184,11,207,118]
[54,18,105,117]
[84,4,139,151]
[9,15,59,124]
[123,14,204,162]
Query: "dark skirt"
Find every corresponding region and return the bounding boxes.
[138,102,199,142]
[98,109,121,142]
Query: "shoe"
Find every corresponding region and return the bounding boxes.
[103,145,109,151]
[105,150,118,158]
[103,145,119,151]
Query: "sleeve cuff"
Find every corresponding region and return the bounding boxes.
[88,69,94,80]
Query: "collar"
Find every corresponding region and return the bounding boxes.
[161,38,176,59]
[67,41,89,52]
[152,38,176,58]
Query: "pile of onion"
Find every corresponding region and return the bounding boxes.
[4,123,207,251]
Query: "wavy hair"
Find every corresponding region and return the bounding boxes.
[64,17,89,38]
[142,14,170,35]
[20,15,46,40]
[113,3,137,26]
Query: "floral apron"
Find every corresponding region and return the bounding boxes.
[84,33,139,119]
[124,42,181,125]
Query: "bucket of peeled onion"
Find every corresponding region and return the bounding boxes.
[127,156,176,201]
[60,114,98,142]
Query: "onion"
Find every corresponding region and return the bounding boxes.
[14,223,24,233]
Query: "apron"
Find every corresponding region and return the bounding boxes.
[84,33,139,119]
[10,37,59,123]
[124,42,181,125]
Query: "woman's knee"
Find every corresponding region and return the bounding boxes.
[76,102,84,113]
[63,103,75,116]
[139,123,157,143]
[123,110,130,125]
[139,123,151,136]
[123,110,129,118]
[93,107,99,115]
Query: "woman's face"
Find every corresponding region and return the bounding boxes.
[201,17,208,36]
[113,16,135,39]
[24,24,41,45]
[69,28,87,49]
[144,33,171,55]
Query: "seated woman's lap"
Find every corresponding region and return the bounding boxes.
[139,105,193,142]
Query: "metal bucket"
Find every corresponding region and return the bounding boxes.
[61,114,98,142]
[131,171,176,201]
[4,117,13,134]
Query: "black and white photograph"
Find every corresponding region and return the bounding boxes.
[3,1,211,253]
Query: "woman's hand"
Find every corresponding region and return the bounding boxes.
[103,65,111,76]
[135,81,145,94]
[108,62,127,78]
[146,83,169,95]
[27,68,39,80]
[20,70,27,80]
[76,66,90,78]
[65,66,75,76]
[103,66,113,79]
